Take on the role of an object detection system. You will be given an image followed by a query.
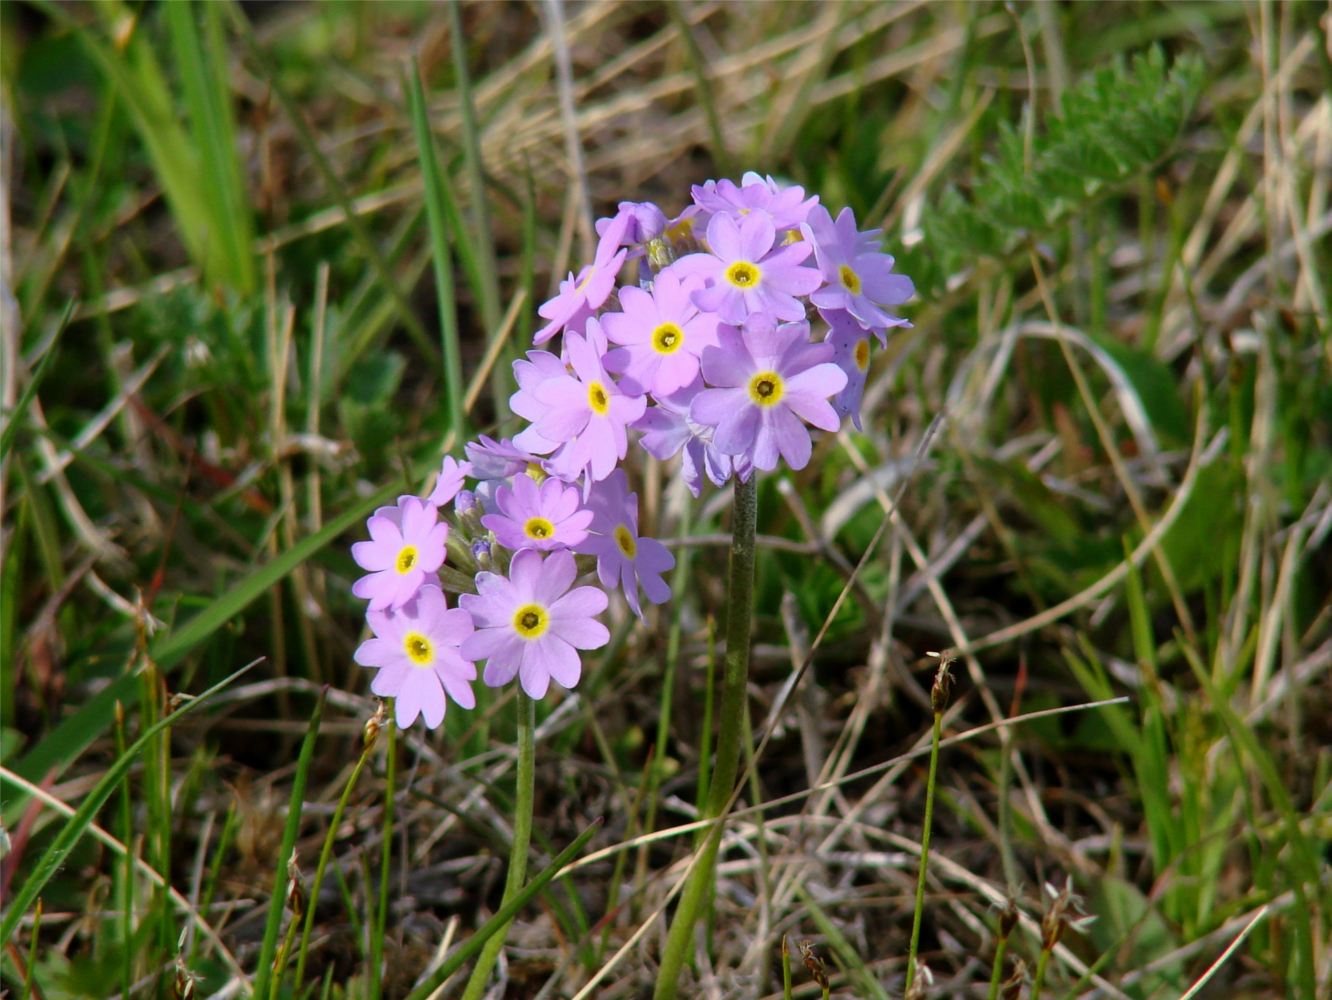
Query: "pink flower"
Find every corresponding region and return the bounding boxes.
[524,324,647,483]
[459,549,609,699]
[802,205,913,338]
[672,211,822,325]
[822,309,872,431]
[428,456,472,507]
[481,473,593,552]
[602,270,720,396]
[355,585,477,728]
[533,213,629,345]
[574,470,674,620]
[690,314,846,472]
[351,496,449,612]
[691,172,819,232]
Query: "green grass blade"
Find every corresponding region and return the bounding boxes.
[0,299,73,460]
[9,477,404,790]
[251,689,326,1000]
[406,58,466,440]
[402,818,603,1000]
[0,659,259,949]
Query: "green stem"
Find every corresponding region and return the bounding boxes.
[987,934,1011,1000]
[369,719,396,1000]
[1031,946,1053,999]
[653,474,759,1000]
[460,691,537,1000]
[905,709,943,992]
[293,741,374,987]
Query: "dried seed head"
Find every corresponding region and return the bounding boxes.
[927,653,954,714]
[285,849,305,919]
[799,939,830,989]
[364,701,387,754]
[1000,958,1029,1000]
[1041,877,1094,950]
[999,898,1020,939]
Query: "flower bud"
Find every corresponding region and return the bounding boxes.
[285,849,305,920]
[999,898,1019,939]
[929,655,954,715]
[798,940,829,990]
[454,489,476,516]
[364,702,386,754]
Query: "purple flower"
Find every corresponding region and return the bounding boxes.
[602,270,719,396]
[574,470,674,619]
[691,173,820,232]
[428,456,472,508]
[525,324,647,483]
[690,314,847,472]
[823,309,873,431]
[596,201,668,247]
[351,496,449,612]
[459,548,609,699]
[533,213,629,345]
[481,473,593,551]
[354,585,477,729]
[802,206,914,338]
[634,378,746,496]
[466,435,543,481]
[673,211,822,325]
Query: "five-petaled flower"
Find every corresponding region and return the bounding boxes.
[351,496,448,612]
[575,470,674,620]
[481,473,594,552]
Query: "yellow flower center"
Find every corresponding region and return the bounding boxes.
[513,604,549,639]
[396,546,418,574]
[855,338,871,371]
[525,517,555,541]
[725,261,760,288]
[614,524,637,559]
[403,632,432,665]
[748,371,785,407]
[839,265,862,295]
[588,382,610,415]
[652,323,684,355]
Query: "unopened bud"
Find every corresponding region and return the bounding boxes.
[929,655,954,714]
[1000,958,1029,1000]
[798,939,829,990]
[453,489,476,515]
[364,702,387,754]
[285,849,305,919]
[999,898,1019,939]
[472,538,493,570]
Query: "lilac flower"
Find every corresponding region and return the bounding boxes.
[802,206,914,339]
[481,473,593,552]
[533,213,630,345]
[466,435,543,481]
[602,270,719,396]
[823,308,873,431]
[634,378,746,496]
[691,172,820,232]
[351,496,449,612]
[355,585,477,728]
[574,470,674,619]
[673,212,822,325]
[596,201,667,247]
[459,548,609,699]
[428,456,473,508]
[524,324,647,483]
[690,314,847,472]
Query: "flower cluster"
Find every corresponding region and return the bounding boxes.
[348,173,912,728]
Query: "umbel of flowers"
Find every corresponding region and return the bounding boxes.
[345,172,912,1000]
[348,173,913,727]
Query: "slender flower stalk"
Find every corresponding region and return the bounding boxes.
[906,659,952,993]
[988,899,1020,1000]
[460,691,536,1000]
[369,719,396,1000]
[654,474,758,1000]
[293,706,384,987]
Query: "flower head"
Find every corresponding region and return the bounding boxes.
[802,206,914,339]
[351,496,449,612]
[354,585,477,728]
[533,213,629,345]
[459,549,610,699]
[602,270,719,396]
[691,173,820,232]
[673,211,822,325]
[574,470,674,619]
[481,473,593,552]
[690,314,847,472]
[634,378,745,496]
